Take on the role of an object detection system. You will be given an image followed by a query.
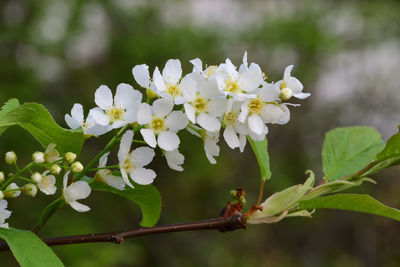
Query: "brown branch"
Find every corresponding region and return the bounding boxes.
[0,213,246,252]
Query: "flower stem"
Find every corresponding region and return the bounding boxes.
[1,162,34,190]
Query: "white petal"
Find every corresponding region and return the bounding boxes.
[130,167,156,185]
[99,152,109,168]
[132,64,150,88]
[153,98,174,118]
[69,201,90,212]
[197,113,221,132]
[165,111,188,131]
[141,129,157,148]
[261,104,290,125]
[204,139,219,164]
[120,167,135,189]
[63,171,70,189]
[85,124,111,136]
[259,83,280,102]
[286,77,303,94]
[65,114,81,129]
[283,65,294,81]
[190,58,203,73]
[223,126,240,149]
[103,176,125,191]
[293,92,310,99]
[165,150,184,171]
[118,130,133,163]
[95,85,113,110]
[248,114,265,135]
[238,102,249,123]
[114,83,142,109]
[65,181,91,201]
[184,103,196,123]
[137,103,153,125]
[240,63,263,92]
[239,134,247,152]
[131,147,155,167]
[163,59,182,84]
[153,67,166,91]
[207,98,227,117]
[181,75,196,102]
[158,131,180,151]
[71,104,84,124]
[90,107,110,126]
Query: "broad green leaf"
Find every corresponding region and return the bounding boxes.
[247,137,272,181]
[0,98,20,118]
[90,181,161,227]
[0,227,64,267]
[322,126,385,180]
[300,194,400,222]
[376,126,400,161]
[0,102,84,154]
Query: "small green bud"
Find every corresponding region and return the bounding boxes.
[5,151,17,165]
[32,151,45,164]
[0,190,3,200]
[279,88,293,101]
[31,172,42,184]
[0,172,4,183]
[22,183,37,197]
[5,183,21,198]
[71,161,84,173]
[64,152,77,163]
[50,164,62,175]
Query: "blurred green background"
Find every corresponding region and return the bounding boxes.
[1,0,400,266]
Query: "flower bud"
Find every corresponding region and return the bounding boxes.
[0,191,3,200]
[5,151,17,165]
[71,161,83,173]
[50,164,62,175]
[22,183,37,197]
[279,88,293,101]
[31,172,43,184]
[64,152,77,163]
[32,151,45,164]
[0,172,4,184]
[5,183,21,198]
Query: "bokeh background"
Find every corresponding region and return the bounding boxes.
[1,0,400,266]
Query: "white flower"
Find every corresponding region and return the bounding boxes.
[44,143,61,163]
[238,83,290,136]
[63,171,91,212]
[132,64,151,88]
[137,98,188,151]
[32,151,45,164]
[5,151,17,165]
[222,101,249,151]
[164,149,184,171]
[0,200,12,229]
[96,152,125,190]
[118,130,157,188]
[91,83,142,129]
[203,130,220,164]
[216,52,264,100]
[276,65,310,100]
[152,59,196,104]
[5,183,21,198]
[183,70,226,132]
[38,171,57,195]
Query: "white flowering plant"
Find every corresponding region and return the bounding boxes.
[0,53,399,266]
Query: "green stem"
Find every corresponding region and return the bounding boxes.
[87,165,120,172]
[32,198,65,234]
[1,162,34,190]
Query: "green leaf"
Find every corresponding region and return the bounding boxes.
[322,126,385,180]
[376,126,400,161]
[0,102,84,154]
[0,227,64,267]
[0,98,20,118]
[300,194,400,222]
[90,181,161,227]
[247,137,272,181]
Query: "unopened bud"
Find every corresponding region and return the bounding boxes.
[64,152,76,163]
[31,172,42,184]
[50,164,62,175]
[5,183,21,198]
[32,151,45,164]
[5,151,17,165]
[71,161,83,173]
[0,172,4,183]
[279,88,293,101]
[22,183,37,197]
[0,191,3,200]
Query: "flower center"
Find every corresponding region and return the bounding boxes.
[204,65,218,78]
[123,157,134,172]
[166,83,181,97]
[248,98,263,114]
[108,107,125,123]
[223,111,237,127]
[150,117,166,133]
[225,78,241,94]
[193,96,207,113]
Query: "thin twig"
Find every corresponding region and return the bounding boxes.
[0,214,246,251]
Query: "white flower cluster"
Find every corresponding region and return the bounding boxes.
[65,52,309,189]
